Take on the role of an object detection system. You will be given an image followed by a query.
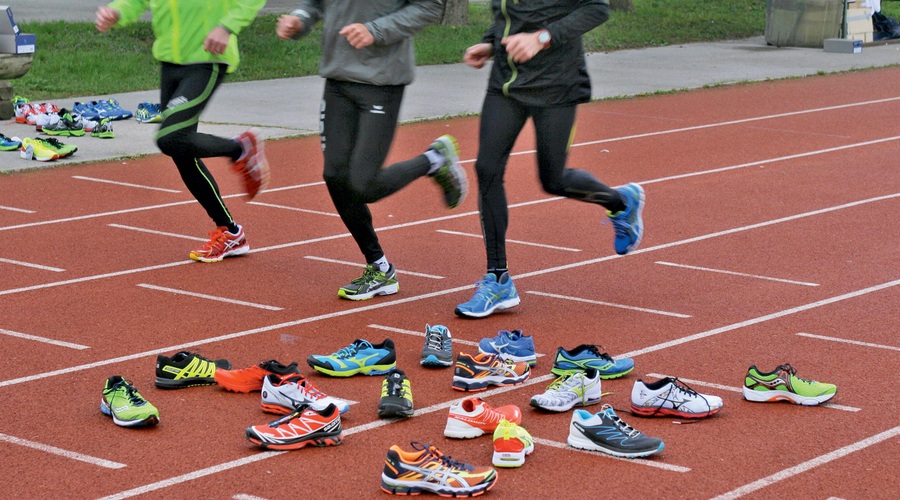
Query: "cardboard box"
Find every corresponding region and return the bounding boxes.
[824,37,862,53]
[0,5,19,35]
[0,33,35,54]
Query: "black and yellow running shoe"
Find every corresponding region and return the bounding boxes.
[155,351,231,389]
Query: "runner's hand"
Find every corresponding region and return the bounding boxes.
[464,43,493,69]
[502,32,543,63]
[95,7,120,33]
[339,23,374,49]
[277,15,304,40]
[204,26,230,55]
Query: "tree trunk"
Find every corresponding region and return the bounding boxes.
[441,0,468,26]
[609,0,634,13]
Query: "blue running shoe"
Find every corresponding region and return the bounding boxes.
[0,133,21,151]
[455,272,520,319]
[478,329,536,366]
[551,344,634,379]
[73,101,100,120]
[307,338,397,377]
[607,183,645,255]
[421,324,453,367]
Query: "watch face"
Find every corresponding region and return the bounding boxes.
[538,31,550,45]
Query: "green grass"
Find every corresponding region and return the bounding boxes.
[13,0,897,100]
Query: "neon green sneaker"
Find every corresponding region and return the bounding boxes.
[35,137,77,158]
[742,364,837,406]
[492,419,534,468]
[100,376,159,427]
[337,264,399,300]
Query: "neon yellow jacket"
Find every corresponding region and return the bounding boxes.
[107,0,265,73]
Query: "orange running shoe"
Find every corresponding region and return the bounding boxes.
[444,396,522,439]
[381,441,497,497]
[189,225,249,262]
[215,360,300,393]
[231,128,270,200]
[245,403,342,451]
[451,352,530,391]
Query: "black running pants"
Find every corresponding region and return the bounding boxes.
[320,79,431,263]
[475,93,623,270]
[156,62,243,228]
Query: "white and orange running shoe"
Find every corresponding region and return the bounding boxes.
[444,396,521,439]
[261,373,350,415]
[189,225,249,262]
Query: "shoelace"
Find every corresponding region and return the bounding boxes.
[124,384,148,407]
[40,137,66,149]
[334,340,372,358]
[581,344,615,363]
[351,266,381,285]
[602,405,641,438]
[775,363,820,385]
[299,379,326,400]
[411,442,473,472]
[385,375,405,398]
[651,378,712,418]
[424,328,445,351]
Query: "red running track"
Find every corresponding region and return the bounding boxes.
[0,66,898,499]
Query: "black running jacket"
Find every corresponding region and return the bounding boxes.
[481,0,610,107]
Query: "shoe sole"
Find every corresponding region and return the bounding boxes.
[567,433,664,458]
[381,473,496,497]
[193,245,250,263]
[337,282,399,300]
[630,404,721,419]
[245,430,342,450]
[550,366,634,380]
[451,372,530,391]
[615,183,645,255]
[311,363,396,377]
[420,355,453,367]
[377,404,414,418]
[492,444,533,468]
[454,296,520,318]
[530,396,602,412]
[741,386,835,405]
[154,377,217,389]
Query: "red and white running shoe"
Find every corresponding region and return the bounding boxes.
[189,225,249,263]
[231,128,270,200]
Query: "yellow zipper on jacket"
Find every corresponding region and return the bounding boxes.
[500,0,518,97]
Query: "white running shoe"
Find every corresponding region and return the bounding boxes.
[260,373,350,415]
[530,369,602,412]
[631,377,723,419]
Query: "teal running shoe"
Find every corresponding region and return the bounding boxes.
[607,183,645,255]
[551,344,634,379]
[0,133,21,151]
[100,376,159,427]
[478,329,536,366]
[307,338,397,377]
[455,272,520,319]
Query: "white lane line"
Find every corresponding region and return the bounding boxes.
[248,201,339,217]
[645,373,861,413]
[0,432,125,469]
[532,438,691,473]
[710,426,900,500]
[655,261,819,287]
[136,284,284,311]
[796,332,900,352]
[618,280,899,362]
[0,328,90,350]
[367,324,481,348]
[0,260,190,297]
[0,257,65,272]
[0,205,35,213]
[527,291,691,318]
[367,324,546,360]
[254,180,325,194]
[72,175,181,193]
[108,224,208,241]
[233,495,268,500]
[436,229,582,252]
[304,256,444,279]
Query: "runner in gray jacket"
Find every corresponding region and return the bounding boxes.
[277,1,468,301]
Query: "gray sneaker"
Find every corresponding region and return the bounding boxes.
[337,264,399,301]
[429,135,467,209]
[420,324,453,367]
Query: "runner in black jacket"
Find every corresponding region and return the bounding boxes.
[455,0,646,318]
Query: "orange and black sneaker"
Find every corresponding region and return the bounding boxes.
[451,352,530,392]
[189,225,249,263]
[231,128,270,200]
[215,360,300,393]
[245,403,343,451]
[381,441,497,497]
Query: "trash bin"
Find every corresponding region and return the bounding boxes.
[765,0,843,47]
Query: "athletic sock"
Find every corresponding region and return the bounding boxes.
[488,268,508,281]
[373,256,390,273]
[424,149,442,175]
[226,223,240,235]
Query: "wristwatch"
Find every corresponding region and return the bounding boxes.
[537,29,551,49]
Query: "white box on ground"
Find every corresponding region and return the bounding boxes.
[0,5,19,35]
[0,33,35,53]
[823,38,862,53]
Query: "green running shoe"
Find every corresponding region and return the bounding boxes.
[378,368,414,418]
[91,117,115,139]
[338,264,399,300]
[34,137,77,158]
[742,363,837,406]
[100,376,159,427]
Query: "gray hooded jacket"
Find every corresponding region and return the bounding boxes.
[291,0,443,86]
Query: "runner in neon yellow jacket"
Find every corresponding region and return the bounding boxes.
[106,0,264,72]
